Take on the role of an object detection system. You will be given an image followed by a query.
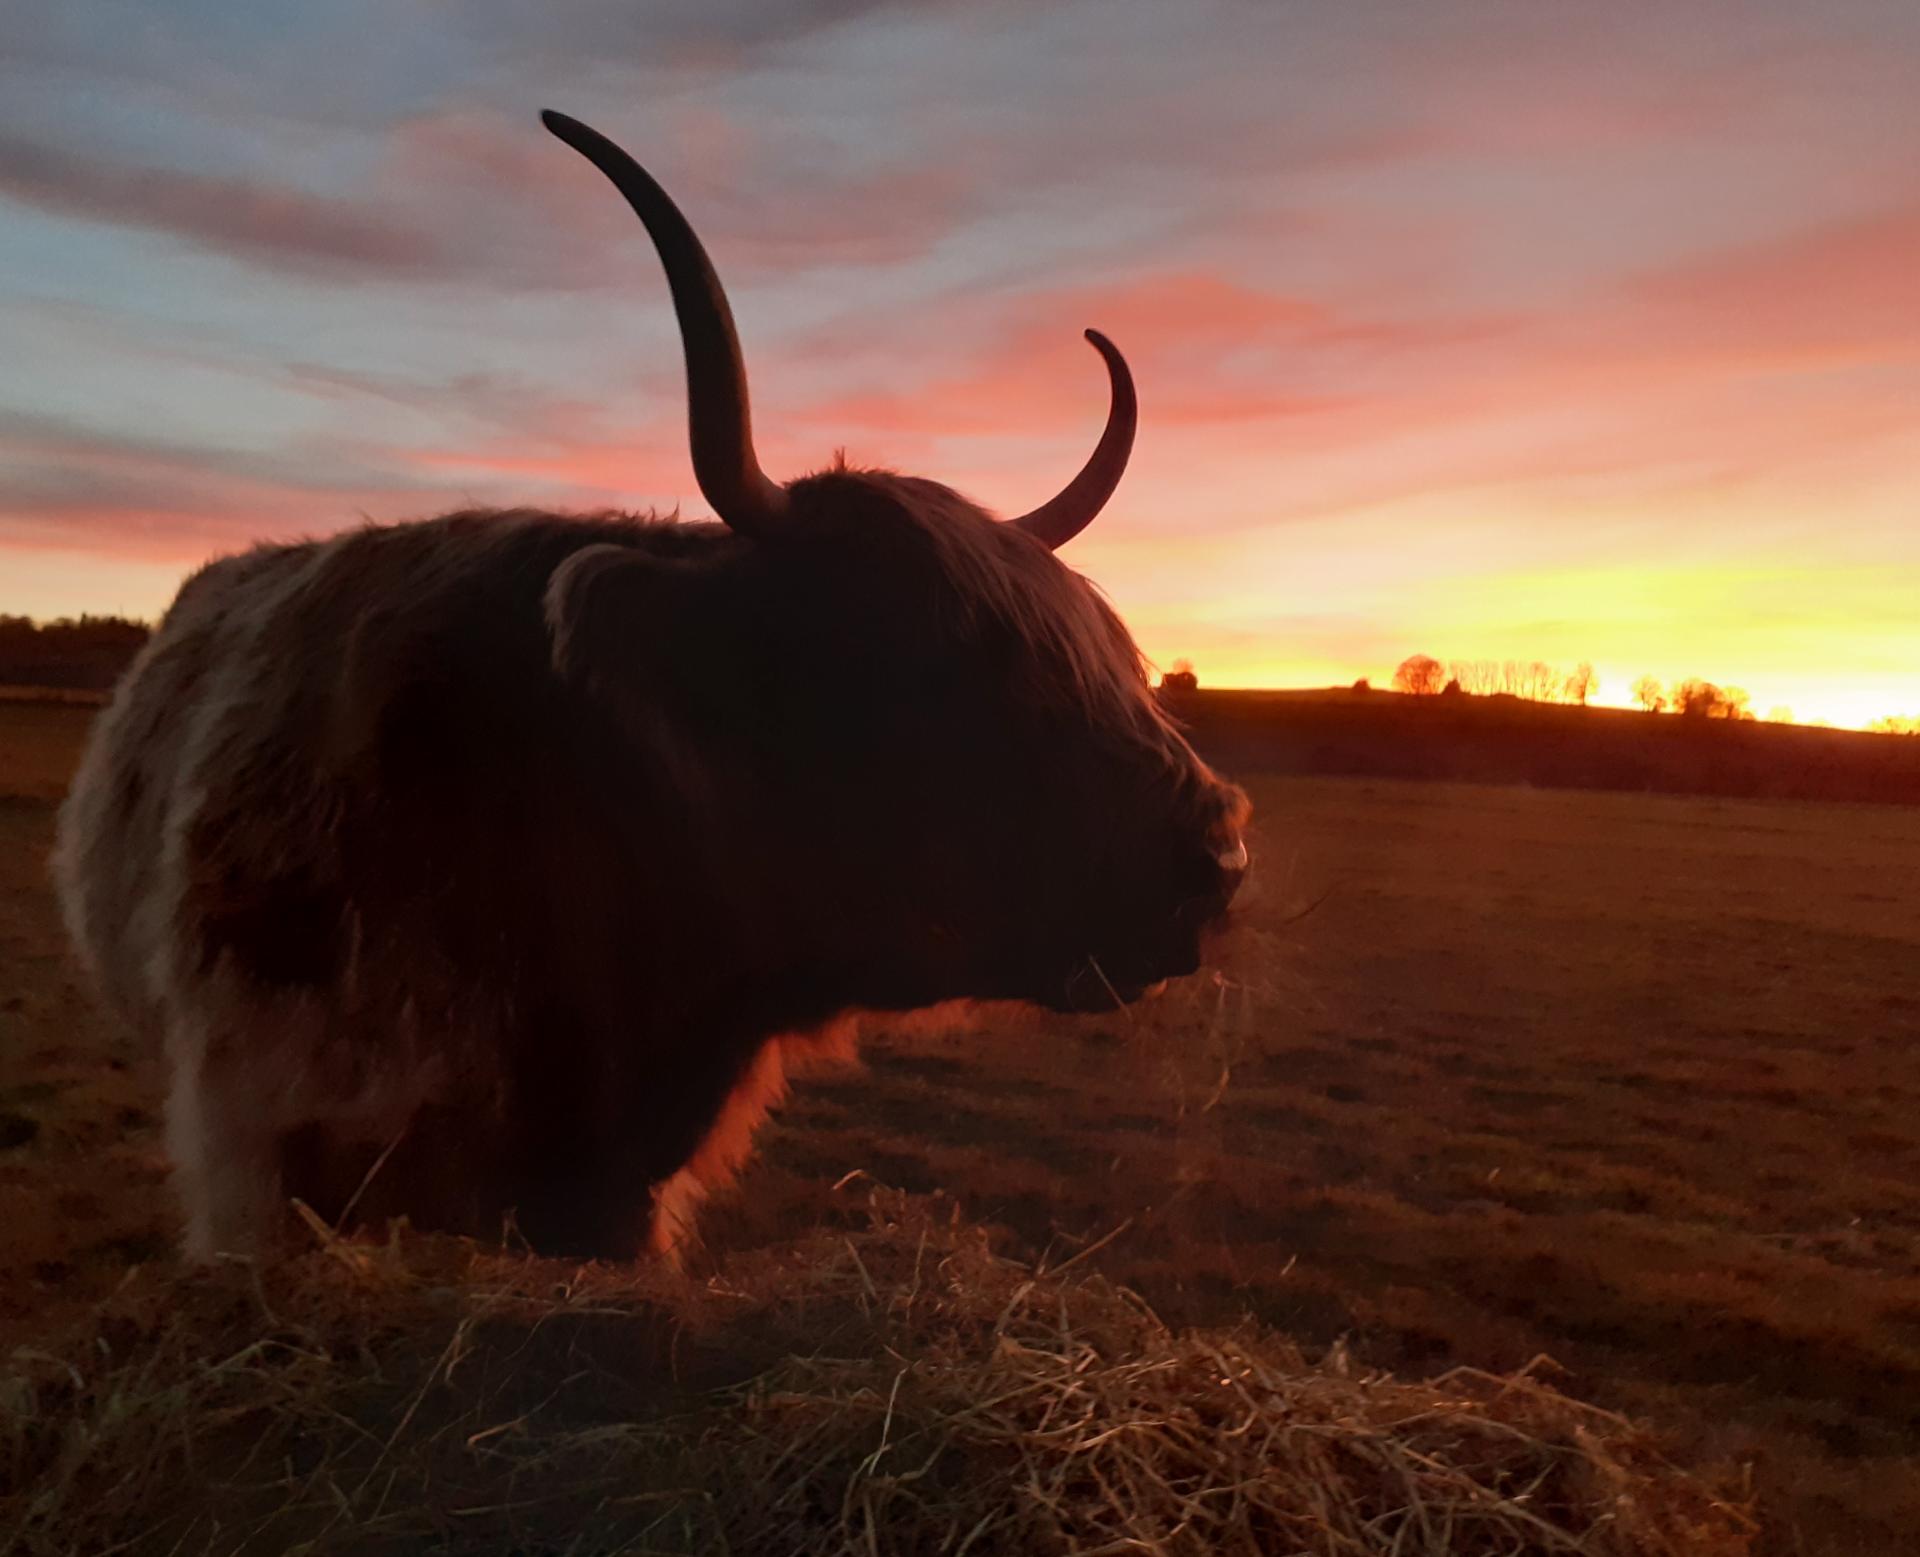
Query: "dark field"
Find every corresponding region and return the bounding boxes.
[3,698,1918,1552]
[1171,687,1920,807]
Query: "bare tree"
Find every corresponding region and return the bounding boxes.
[1439,656,1599,703]
[1392,654,1445,696]
[1672,679,1716,717]
[1160,658,1198,694]
[1631,674,1666,713]
[1564,662,1597,707]
[1459,658,1520,696]
[1672,679,1754,720]
[1447,659,1492,695]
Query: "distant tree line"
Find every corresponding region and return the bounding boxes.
[1153,651,1917,736]
[1629,675,1754,720]
[1391,654,1598,706]
[0,614,150,691]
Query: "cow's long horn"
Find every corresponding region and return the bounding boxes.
[541,110,788,536]
[1009,329,1136,551]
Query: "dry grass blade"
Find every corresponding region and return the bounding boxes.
[0,1187,1757,1556]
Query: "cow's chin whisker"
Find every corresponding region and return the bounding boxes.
[1084,956,1135,1022]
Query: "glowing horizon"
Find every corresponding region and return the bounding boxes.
[6,537,1906,731]
[2,2,1916,733]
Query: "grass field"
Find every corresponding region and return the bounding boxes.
[3,698,1917,1552]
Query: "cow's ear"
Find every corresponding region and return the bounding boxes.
[546,544,726,811]
[545,542,725,690]
[544,542,754,766]
[548,544,666,685]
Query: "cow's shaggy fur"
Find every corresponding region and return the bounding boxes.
[56,468,1247,1260]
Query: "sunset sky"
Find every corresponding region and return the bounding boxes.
[3,2,1917,727]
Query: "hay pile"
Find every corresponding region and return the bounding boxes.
[3,1189,1754,1555]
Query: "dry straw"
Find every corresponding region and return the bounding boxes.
[2,1188,1755,1555]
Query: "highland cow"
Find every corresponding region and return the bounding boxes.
[53,111,1250,1262]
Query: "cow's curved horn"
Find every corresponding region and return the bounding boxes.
[541,110,788,536]
[1009,329,1136,551]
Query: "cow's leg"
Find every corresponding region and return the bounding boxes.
[166,1035,287,1261]
[508,1131,648,1259]
[499,1031,747,1261]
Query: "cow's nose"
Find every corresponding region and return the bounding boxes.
[1216,833,1249,876]
[1213,829,1249,902]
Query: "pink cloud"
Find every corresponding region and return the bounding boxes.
[791,271,1498,447]
[1624,203,1920,362]
[733,187,1920,548]
[0,131,446,280]
[0,410,526,562]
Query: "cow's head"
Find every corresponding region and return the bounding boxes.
[541,112,1248,1015]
